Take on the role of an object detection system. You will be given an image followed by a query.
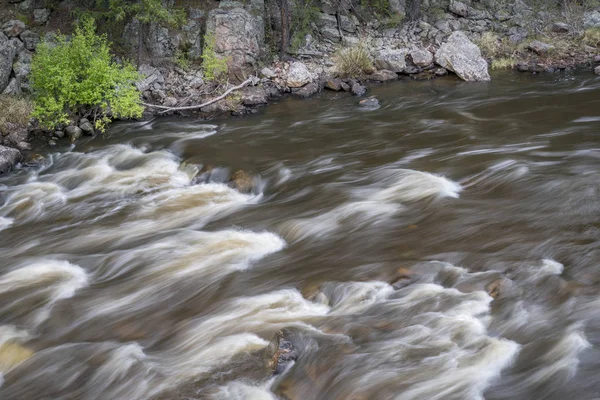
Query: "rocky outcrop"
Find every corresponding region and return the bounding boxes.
[0,33,18,93]
[434,31,490,82]
[0,145,21,174]
[206,1,265,81]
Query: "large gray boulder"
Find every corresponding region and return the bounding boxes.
[286,61,312,88]
[409,48,434,67]
[206,3,264,80]
[374,49,408,73]
[0,145,22,174]
[434,31,490,81]
[0,33,18,93]
[584,10,600,29]
[136,64,164,92]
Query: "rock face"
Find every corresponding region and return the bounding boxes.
[374,49,407,73]
[434,31,490,82]
[584,10,600,29]
[286,62,312,88]
[207,3,265,80]
[528,40,554,56]
[0,145,21,174]
[0,33,18,93]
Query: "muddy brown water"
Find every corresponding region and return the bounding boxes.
[0,71,599,400]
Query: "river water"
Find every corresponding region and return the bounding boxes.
[0,71,599,400]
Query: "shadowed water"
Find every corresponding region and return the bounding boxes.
[0,71,599,399]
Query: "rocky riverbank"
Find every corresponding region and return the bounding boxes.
[1,0,600,173]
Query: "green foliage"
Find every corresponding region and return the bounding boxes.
[0,96,33,134]
[30,18,143,132]
[175,48,191,70]
[333,44,375,78]
[96,0,186,26]
[290,0,320,51]
[202,33,228,82]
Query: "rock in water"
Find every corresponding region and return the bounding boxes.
[286,62,312,88]
[369,70,397,82]
[595,66,600,76]
[359,96,380,110]
[65,125,83,143]
[434,31,491,82]
[229,170,254,193]
[325,78,343,91]
[0,145,21,174]
[351,82,367,96]
[78,118,95,135]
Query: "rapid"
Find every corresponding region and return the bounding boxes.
[0,71,599,400]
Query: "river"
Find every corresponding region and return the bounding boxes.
[0,71,599,400]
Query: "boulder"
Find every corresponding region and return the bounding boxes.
[78,118,95,135]
[13,50,32,81]
[595,66,600,76]
[449,0,469,17]
[65,125,82,142]
[33,8,51,24]
[369,69,397,82]
[0,145,22,174]
[2,20,26,38]
[286,61,312,88]
[351,82,366,96]
[241,86,268,105]
[583,10,600,29]
[163,96,178,107]
[136,64,164,92]
[206,4,264,79]
[434,31,490,81]
[528,40,554,56]
[293,81,319,97]
[374,49,408,73]
[409,48,433,67]
[19,30,39,51]
[325,78,343,91]
[0,34,18,93]
[550,22,570,33]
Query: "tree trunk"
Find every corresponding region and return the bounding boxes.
[278,0,290,55]
[406,0,422,21]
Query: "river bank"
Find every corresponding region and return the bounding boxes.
[1,0,600,173]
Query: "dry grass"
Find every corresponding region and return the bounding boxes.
[491,57,517,70]
[478,32,502,58]
[583,28,600,48]
[0,95,33,134]
[333,45,375,78]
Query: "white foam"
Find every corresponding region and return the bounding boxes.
[0,260,88,327]
[213,381,278,400]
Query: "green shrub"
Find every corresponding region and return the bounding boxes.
[202,33,228,82]
[333,44,375,78]
[478,32,502,58]
[0,96,33,134]
[30,17,143,132]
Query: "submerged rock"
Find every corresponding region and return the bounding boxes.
[294,81,319,97]
[358,96,380,109]
[264,330,297,375]
[0,145,21,174]
[0,341,33,373]
[435,31,490,82]
[229,170,254,193]
[351,82,367,96]
[65,125,82,142]
[325,78,343,91]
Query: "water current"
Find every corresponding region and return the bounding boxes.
[0,71,599,400]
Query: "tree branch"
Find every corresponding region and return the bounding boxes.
[142,78,254,114]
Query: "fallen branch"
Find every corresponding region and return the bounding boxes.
[142,77,255,114]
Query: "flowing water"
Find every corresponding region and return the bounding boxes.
[0,71,599,400]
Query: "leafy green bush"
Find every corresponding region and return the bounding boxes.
[202,33,228,82]
[30,18,143,132]
[333,44,375,78]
